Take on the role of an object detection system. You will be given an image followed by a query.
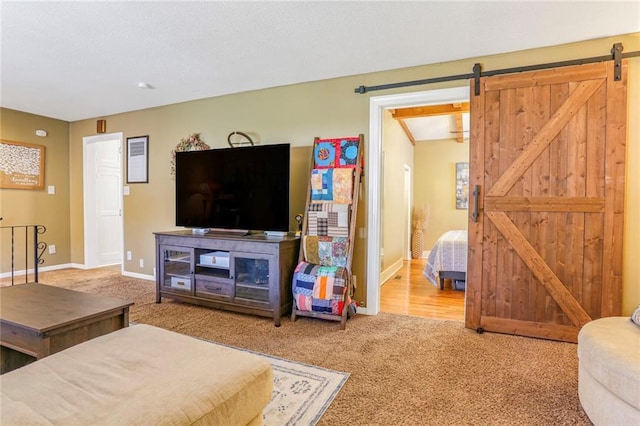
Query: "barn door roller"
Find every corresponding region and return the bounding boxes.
[612,42,623,81]
[473,64,482,96]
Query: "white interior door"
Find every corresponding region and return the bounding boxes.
[83,133,123,269]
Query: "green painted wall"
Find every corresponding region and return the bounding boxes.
[381,110,413,271]
[414,138,470,250]
[0,109,70,274]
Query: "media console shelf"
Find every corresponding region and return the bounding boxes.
[154,230,299,326]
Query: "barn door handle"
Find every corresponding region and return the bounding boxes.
[472,185,480,223]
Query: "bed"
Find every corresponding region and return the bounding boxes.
[423,230,468,290]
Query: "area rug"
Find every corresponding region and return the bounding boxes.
[130,321,348,425]
[120,319,347,425]
[263,354,349,426]
[211,340,349,426]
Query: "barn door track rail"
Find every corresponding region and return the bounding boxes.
[354,43,640,95]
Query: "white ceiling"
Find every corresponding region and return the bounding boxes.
[405,113,470,142]
[1,1,638,122]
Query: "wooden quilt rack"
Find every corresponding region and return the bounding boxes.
[291,134,364,330]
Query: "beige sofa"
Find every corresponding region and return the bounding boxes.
[577,316,640,426]
[0,324,272,425]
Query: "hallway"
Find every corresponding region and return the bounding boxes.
[380,259,465,320]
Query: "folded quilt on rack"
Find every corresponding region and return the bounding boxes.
[306,203,349,237]
[311,168,353,203]
[303,236,348,267]
[292,261,348,315]
[313,137,360,168]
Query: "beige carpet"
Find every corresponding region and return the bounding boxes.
[22,267,591,425]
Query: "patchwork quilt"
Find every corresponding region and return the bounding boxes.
[306,203,349,237]
[313,137,360,169]
[303,236,348,267]
[292,261,349,315]
[310,168,353,203]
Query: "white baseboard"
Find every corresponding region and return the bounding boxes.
[380,258,404,286]
[122,270,155,281]
[0,263,76,279]
[355,306,373,315]
[1,263,154,283]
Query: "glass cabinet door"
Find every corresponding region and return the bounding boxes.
[233,254,271,303]
[161,246,193,293]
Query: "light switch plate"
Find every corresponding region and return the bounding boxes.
[48,185,55,194]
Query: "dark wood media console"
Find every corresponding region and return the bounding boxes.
[154,230,300,326]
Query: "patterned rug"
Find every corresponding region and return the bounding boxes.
[124,320,348,425]
[202,338,348,426]
[262,354,349,426]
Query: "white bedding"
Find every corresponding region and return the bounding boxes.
[423,230,468,286]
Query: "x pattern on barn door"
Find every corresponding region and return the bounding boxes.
[465,61,628,343]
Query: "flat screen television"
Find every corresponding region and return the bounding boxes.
[175,143,290,234]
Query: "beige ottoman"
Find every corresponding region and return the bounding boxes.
[0,324,272,425]
[577,317,640,426]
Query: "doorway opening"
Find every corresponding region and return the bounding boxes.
[404,165,411,260]
[366,86,469,318]
[82,133,124,272]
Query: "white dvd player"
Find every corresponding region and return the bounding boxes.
[199,251,230,268]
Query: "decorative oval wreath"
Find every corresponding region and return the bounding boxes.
[227,131,254,147]
[170,133,211,178]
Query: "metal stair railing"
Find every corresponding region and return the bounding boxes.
[0,218,47,285]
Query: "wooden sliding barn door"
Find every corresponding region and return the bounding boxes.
[465,61,628,343]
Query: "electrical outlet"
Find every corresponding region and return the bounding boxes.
[127,251,132,261]
[139,259,144,268]
[48,245,56,254]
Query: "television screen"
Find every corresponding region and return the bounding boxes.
[175,143,290,233]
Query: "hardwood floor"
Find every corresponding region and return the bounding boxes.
[380,258,465,321]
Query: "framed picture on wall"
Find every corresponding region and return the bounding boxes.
[0,139,46,190]
[456,162,469,209]
[126,135,149,183]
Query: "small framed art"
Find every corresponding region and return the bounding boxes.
[126,135,149,183]
[456,162,469,209]
[0,139,46,190]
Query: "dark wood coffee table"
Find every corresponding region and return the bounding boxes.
[0,283,133,374]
